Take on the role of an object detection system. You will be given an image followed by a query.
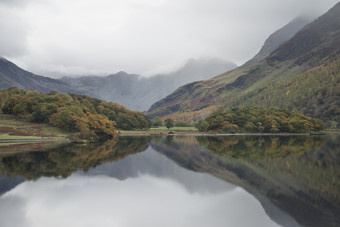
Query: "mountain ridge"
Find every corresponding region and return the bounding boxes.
[250,15,314,64]
[0,56,236,112]
[61,58,237,111]
[147,2,340,126]
[0,58,83,94]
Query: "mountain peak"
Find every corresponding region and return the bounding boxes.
[250,15,314,64]
[267,2,340,65]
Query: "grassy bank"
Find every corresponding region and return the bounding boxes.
[118,126,198,135]
[118,127,338,136]
[0,114,70,140]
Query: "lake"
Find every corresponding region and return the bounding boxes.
[0,135,339,227]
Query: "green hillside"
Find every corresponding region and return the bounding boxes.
[147,3,340,127]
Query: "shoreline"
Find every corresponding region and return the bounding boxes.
[1,131,337,142]
[118,132,335,136]
[0,138,69,143]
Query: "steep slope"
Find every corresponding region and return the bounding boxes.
[147,3,340,125]
[148,15,312,116]
[250,15,314,64]
[61,58,236,111]
[0,57,81,94]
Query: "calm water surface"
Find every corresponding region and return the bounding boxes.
[0,135,339,227]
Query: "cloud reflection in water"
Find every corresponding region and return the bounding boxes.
[0,147,281,227]
[0,174,279,227]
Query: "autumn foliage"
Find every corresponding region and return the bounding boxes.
[203,107,325,133]
[0,88,149,140]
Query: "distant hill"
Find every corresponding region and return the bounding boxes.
[60,58,236,111]
[0,57,81,94]
[147,3,340,126]
[0,55,236,112]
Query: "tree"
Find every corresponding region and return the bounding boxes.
[175,121,187,127]
[49,107,82,132]
[330,121,338,129]
[164,118,174,130]
[244,121,256,132]
[152,116,163,127]
[195,120,209,132]
[221,121,238,133]
[257,122,265,133]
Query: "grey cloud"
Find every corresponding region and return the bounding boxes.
[0,7,28,57]
[0,0,27,8]
[1,0,339,77]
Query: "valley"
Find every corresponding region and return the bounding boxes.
[0,2,340,227]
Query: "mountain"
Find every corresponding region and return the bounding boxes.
[250,15,314,64]
[60,58,236,111]
[147,3,340,126]
[0,56,236,112]
[0,57,81,94]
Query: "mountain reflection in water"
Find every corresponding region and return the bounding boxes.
[0,135,339,227]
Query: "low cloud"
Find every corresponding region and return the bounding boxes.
[0,6,27,57]
[0,0,338,77]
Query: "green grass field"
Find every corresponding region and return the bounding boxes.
[0,114,200,139]
[150,126,197,131]
[0,114,70,140]
[43,125,71,138]
[0,133,49,140]
[118,126,198,135]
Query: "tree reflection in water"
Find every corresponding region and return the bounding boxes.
[0,136,150,179]
[150,135,340,227]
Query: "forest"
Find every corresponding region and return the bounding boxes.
[196,107,325,133]
[220,57,340,127]
[0,88,149,140]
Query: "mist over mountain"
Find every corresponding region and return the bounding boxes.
[147,2,340,125]
[0,55,235,112]
[250,15,314,64]
[0,57,81,94]
[61,58,236,111]
[147,15,316,115]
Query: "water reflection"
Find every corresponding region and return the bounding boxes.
[0,147,281,227]
[0,135,339,227]
[0,137,149,179]
[196,135,325,158]
[151,135,340,227]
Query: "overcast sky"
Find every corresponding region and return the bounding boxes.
[0,0,338,77]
